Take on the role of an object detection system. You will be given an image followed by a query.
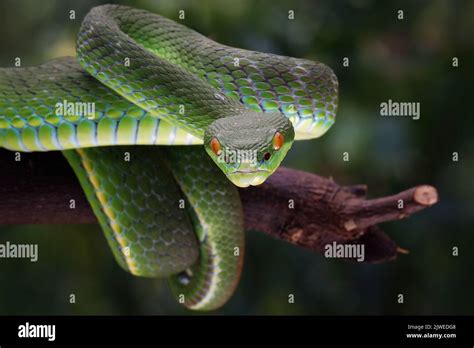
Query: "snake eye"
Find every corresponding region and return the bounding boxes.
[263,152,271,161]
[210,138,222,156]
[273,132,284,151]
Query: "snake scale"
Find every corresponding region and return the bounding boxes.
[0,5,338,310]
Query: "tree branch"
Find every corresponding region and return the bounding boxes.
[0,149,438,263]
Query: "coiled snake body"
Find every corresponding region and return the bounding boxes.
[0,5,338,310]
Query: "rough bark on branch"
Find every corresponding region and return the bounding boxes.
[0,149,438,263]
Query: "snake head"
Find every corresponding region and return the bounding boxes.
[204,112,294,187]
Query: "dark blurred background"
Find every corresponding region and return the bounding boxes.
[0,0,473,315]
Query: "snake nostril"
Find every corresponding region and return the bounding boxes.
[263,152,271,161]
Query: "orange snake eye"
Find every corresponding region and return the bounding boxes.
[273,132,284,151]
[210,138,222,156]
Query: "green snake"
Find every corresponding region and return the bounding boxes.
[0,5,338,310]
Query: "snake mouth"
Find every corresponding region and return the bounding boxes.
[227,170,272,187]
[230,169,270,175]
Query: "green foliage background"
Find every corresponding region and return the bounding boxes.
[0,0,472,314]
